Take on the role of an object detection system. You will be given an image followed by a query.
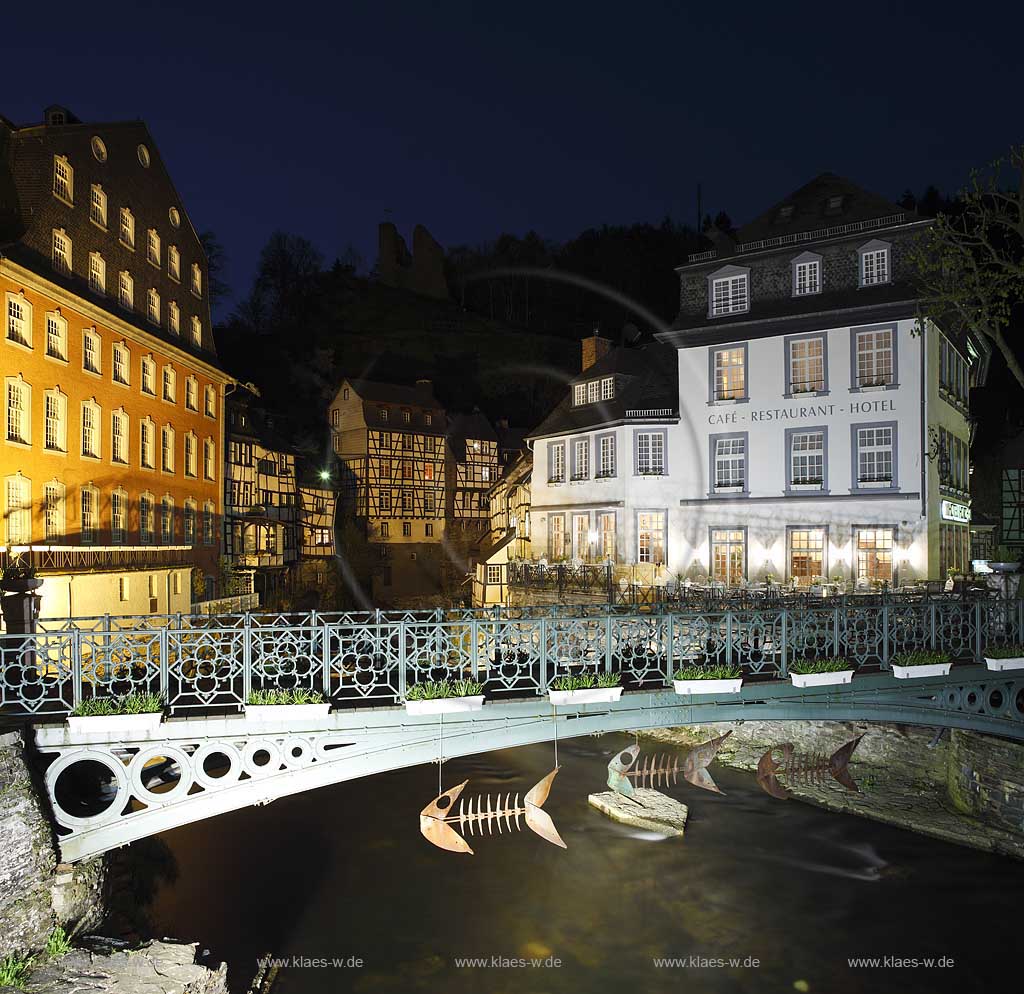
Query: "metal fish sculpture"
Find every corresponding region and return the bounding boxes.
[420,767,567,854]
[607,732,733,802]
[756,735,864,800]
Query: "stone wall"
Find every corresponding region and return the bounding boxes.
[948,729,1024,835]
[0,731,106,960]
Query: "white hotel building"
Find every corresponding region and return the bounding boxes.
[525,175,982,587]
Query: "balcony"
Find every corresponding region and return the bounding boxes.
[0,545,195,574]
[235,551,288,569]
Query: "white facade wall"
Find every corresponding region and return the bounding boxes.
[35,567,192,621]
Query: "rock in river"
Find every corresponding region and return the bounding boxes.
[588,789,688,836]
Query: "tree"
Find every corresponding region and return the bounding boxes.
[199,230,231,311]
[909,147,1024,389]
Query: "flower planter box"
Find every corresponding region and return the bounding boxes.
[988,562,1019,573]
[67,712,163,735]
[548,687,623,706]
[985,656,1024,672]
[891,662,952,679]
[245,703,331,722]
[673,678,743,695]
[790,670,855,688]
[405,695,485,715]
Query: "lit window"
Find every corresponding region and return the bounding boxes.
[147,288,160,325]
[572,438,589,480]
[52,228,72,275]
[91,136,107,162]
[5,377,30,445]
[6,294,32,349]
[712,346,746,401]
[168,300,180,335]
[83,329,101,374]
[147,229,161,267]
[789,528,826,581]
[548,442,565,483]
[119,208,135,249]
[160,496,174,543]
[487,564,502,585]
[90,184,107,227]
[203,439,215,480]
[203,501,215,544]
[855,528,894,583]
[52,155,73,203]
[168,245,180,281]
[713,435,746,490]
[185,376,198,411]
[112,490,126,545]
[573,383,586,406]
[88,252,106,295]
[424,412,432,426]
[600,377,614,400]
[711,529,746,585]
[790,430,824,487]
[4,475,30,544]
[184,501,196,544]
[788,336,825,394]
[80,487,97,544]
[636,432,664,475]
[586,380,599,404]
[190,316,202,346]
[855,425,895,488]
[81,400,101,459]
[140,418,155,468]
[43,389,66,452]
[119,271,134,310]
[191,263,202,297]
[45,312,67,360]
[548,514,565,558]
[379,407,388,423]
[402,521,412,537]
[855,328,894,388]
[44,481,65,541]
[141,356,156,396]
[140,493,154,544]
[111,409,128,464]
[598,435,615,477]
[162,365,176,402]
[637,511,666,564]
[137,144,151,167]
[161,426,175,473]
[860,247,890,286]
[204,385,216,417]
[794,259,820,296]
[710,274,748,315]
[184,432,197,477]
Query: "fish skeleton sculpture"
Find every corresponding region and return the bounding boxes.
[756,735,864,800]
[420,767,567,854]
[607,732,733,801]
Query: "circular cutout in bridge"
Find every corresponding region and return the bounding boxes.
[54,759,120,819]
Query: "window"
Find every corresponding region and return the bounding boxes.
[548,442,565,483]
[90,185,107,228]
[789,528,826,581]
[402,490,412,514]
[4,475,30,544]
[83,252,104,298]
[710,273,749,316]
[712,346,746,401]
[111,409,128,464]
[184,501,197,544]
[855,528,894,584]
[425,523,434,537]
[203,439,215,480]
[119,577,130,601]
[937,427,969,492]
[52,228,72,275]
[137,144,151,167]
[379,407,388,423]
[161,425,175,472]
[596,435,615,477]
[119,208,135,249]
[147,288,160,325]
[587,380,600,404]
[402,409,411,423]
[573,383,586,406]
[548,514,565,559]
[119,271,134,310]
[487,564,502,585]
[185,376,198,411]
[788,429,825,488]
[572,513,591,560]
[45,311,66,359]
[161,496,174,543]
[141,356,155,395]
[91,136,107,162]
[190,316,202,346]
[53,155,73,203]
[711,529,745,585]
[5,377,30,445]
[82,328,101,374]
[599,512,616,559]
[112,342,129,385]
[162,365,176,402]
[940,523,970,576]
[572,438,589,480]
[204,385,216,417]
[424,412,432,426]
[793,258,820,296]
[168,245,181,281]
[6,293,31,348]
[168,300,180,335]
[713,434,746,491]
[44,389,66,452]
[600,377,614,400]
[191,263,202,297]
[140,493,154,544]
[636,431,665,475]
[80,486,97,544]
[637,511,666,564]
[81,401,100,458]
[44,481,65,541]
[787,335,826,394]
[854,327,895,388]
[111,489,126,544]
[140,418,155,468]
[939,336,970,407]
[184,432,197,477]
[854,424,896,488]
[424,491,435,514]
[147,575,157,599]
[380,521,390,538]
[402,521,412,537]
[147,229,161,267]
[860,243,890,286]
[203,501,215,545]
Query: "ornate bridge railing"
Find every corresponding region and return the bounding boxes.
[3,600,1023,718]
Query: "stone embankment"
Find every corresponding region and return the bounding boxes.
[642,720,1024,859]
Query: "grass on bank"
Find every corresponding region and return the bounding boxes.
[247,687,325,706]
[673,663,742,681]
[549,672,621,692]
[406,678,484,701]
[0,927,74,989]
[789,657,853,675]
[71,692,163,717]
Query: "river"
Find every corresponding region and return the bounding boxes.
[143,733,1024,993]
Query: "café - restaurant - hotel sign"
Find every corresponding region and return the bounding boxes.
[940,500,971,523]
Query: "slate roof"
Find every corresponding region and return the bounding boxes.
[527,342,679,440]
[346,378,443,409]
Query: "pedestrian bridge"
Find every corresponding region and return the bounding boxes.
[3,601,1022,861]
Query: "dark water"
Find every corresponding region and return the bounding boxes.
[144,736,1024,994]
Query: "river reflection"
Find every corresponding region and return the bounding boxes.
[146,734,1024,993]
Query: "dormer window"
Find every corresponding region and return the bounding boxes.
[573,383,586,406]
[791,252,822,297]
[52,155,73,203]
[379,407,388,423]
[600,377,614,400]
[859,240,891,287]
[572,376,615,406]
[776,204,795,222]
[825,194,845,215]
[708,265,750,317]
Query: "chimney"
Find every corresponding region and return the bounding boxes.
[581,331,612,372]
[415,378,433,397]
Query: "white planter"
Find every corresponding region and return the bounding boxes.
[790,670,855,688]
[245,703,331,722]
[67,711,163,735]
[989,562,1019,573]
[986,656,1024,671]
[548,686,623,705]
[891,662,952,679]
[673,678,743,695]
[405,695,485,715]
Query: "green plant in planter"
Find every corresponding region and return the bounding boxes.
[985,643,1024,658]
[890,650,949,667]
[789,657,852,675]
[992,545,1019,562]
[72,691,164,717]
[247,687,325,706]
[406,678,483,701]
[549,672,621,692]
[673,663,741,681]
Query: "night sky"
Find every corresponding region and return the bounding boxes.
[4,1,1021,317]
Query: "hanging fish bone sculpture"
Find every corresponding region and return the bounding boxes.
[756,734,863,799]
[607,732,733,802]
[420,767,567,854]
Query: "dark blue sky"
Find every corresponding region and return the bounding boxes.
[5,1,1021,317]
